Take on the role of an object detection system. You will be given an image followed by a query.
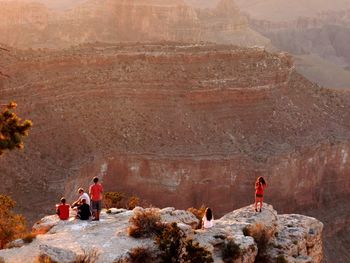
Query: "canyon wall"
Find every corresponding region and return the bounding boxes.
[0,0,269,49]
[0,43,350,260]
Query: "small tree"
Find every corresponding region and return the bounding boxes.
[0,102,31,248]
[155,222,213,263]
[0,102,32,155]
[0,195,26,248]
[104,192,125,209]
[182,239,213,263]
[155,222,186,263]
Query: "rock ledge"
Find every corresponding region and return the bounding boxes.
[0,203,323,263]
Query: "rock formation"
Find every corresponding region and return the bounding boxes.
[0,0,269,49]
[0,204,324,262]
[0,42,349,261]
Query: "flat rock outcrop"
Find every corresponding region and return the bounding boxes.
[0,204,323,263]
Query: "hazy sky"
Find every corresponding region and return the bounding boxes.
[0,0,88,10]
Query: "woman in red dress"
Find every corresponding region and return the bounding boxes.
[255,176,267,212]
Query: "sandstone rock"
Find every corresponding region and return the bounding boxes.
[4,239,25,249]
[107,208,128,214]
[0,204,323,263]
[32,215,60,234]
[160,207,199,227]
[37,244,79,263]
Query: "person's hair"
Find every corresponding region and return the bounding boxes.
[78,188,84,193]
[205,207,213,221]
[81,198,86,203]
[93,177,99,183]
[256,176,266,186]
[60,197,66,204]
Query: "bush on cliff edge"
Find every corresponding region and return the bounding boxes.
[0,194,26,249]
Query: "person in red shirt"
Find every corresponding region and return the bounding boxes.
[89,177,103,221]
[56,197,70,220]
[255,176,267,212]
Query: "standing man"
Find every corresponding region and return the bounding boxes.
[89,176,103,221]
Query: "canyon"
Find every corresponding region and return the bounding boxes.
[0,0,269,49]
[0,42,350,261]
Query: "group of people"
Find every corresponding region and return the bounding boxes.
[56,176,104,221]
[57,175,267,228]
[201,176,267,229]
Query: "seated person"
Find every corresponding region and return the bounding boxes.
[71,188,91,208]
[76,198,91,220]
[202,207,214,229]
[56,197,70,220]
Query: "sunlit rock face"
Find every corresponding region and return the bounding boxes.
[0,204,324,263]
[0,43,349,261]
[0,0,269,49]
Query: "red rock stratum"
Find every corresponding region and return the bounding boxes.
[0,43,350,261]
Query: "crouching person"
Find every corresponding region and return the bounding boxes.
[76,198,91,220]
[56,197,70,220]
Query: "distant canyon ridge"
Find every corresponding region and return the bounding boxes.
[0,43,350,261]
[1,0,350,88]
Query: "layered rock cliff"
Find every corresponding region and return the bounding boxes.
[0,42,349,261]
[0,204,324,263]
[0,0,269,49]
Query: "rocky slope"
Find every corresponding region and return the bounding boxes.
[0,42,349,261]
[0,204,324,263]
[0,0,269,49]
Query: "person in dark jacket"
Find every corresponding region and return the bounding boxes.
[76,198,91,220]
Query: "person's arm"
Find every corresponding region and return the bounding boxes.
[56,207,60,215]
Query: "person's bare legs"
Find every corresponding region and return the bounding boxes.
[259,197,263,212]
[95,211,100,220]
[255,197,259,212]
[255,197,263,212]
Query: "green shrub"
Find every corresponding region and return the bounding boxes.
[155,222,213,263]
[222,239,241,262]
[276,255,288,263]
[127,196,140,210]
[35,255,55,263]
[182,239,213,263]
[104,192,125,209]
[75,249,100,263]
[155,222,185,263]
[128,209,164,238]
[244,224,272,263]
[127,247,155,263]
[0,194,27,248]
[187,205,206,229]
